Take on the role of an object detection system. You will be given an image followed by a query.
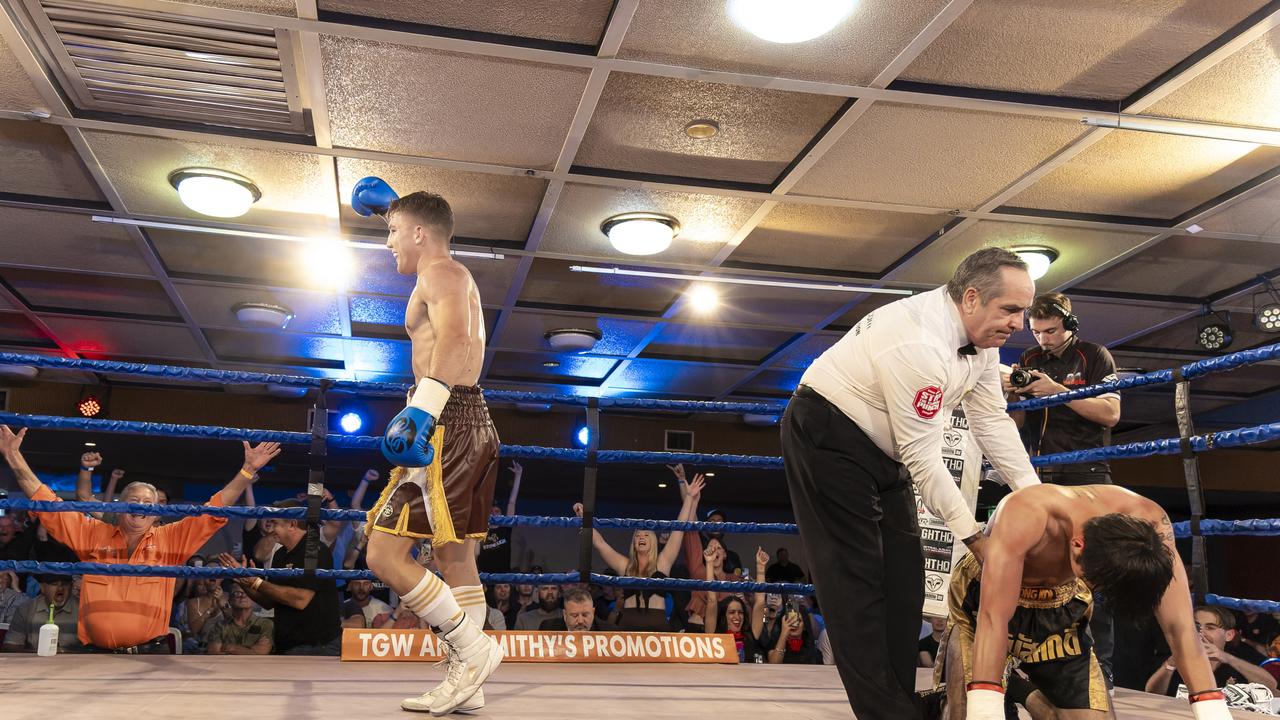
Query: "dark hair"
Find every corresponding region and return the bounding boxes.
[270,499,307,530]
[945,247,1028,303]
[1079,514,1174,618]
[389,191,454,240]
[719,596,759,649]
[1028,291,1072,321]
[1193,605,1236,630]
[563,588,593,606]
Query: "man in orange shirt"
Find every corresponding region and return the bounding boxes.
[0,426,280,653]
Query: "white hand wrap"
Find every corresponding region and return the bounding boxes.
[408,377,451,417]
[965,687,1005,719]
[1190,696,1231,720]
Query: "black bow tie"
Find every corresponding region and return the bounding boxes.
[958,343,977,356]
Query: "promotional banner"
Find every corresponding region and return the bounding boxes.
[917,407,982,617]
[342,629,740,664]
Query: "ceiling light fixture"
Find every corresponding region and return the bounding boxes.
[601,212,680,256]
[89,217,504,260]
[545,328,602,353]
[1196,309,1233,351]
[1254,277,1280,333]
[569,265,913,296]
[687,284,719,314]
[727,0,856,43]
[168,168,261,218]
[1081,115,1280,147]
[1010,245,1059,281]
[685,119,720,139]
[233,302,294,330]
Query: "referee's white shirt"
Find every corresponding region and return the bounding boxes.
[799,285,1039,540]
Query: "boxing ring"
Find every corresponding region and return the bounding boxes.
[0,345,1278,719]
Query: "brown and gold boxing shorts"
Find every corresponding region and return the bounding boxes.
[367,385,500,546]
[938,553,1108,712]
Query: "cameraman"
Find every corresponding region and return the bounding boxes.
[1003,291,1121,687]
[1003,292,1121,485]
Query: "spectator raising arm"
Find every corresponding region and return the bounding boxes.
[1,427,43,498]
[574,502,628,574]
[220,442,280,505]
[506,461,523,516]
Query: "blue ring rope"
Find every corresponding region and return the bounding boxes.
[1204,593,1280,615]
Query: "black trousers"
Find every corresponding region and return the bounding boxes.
[782,387,923,719]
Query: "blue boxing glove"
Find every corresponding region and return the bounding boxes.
[382,378,451,467]
[351,176,400,217]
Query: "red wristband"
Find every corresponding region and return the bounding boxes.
[1188,689,1225,703]
[966,681,1005,693]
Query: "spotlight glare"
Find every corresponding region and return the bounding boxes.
[687,284,719,314]
[339,412,363,434]
[727,0,857,43]
[576,426,591,447]
[304,239,353,290]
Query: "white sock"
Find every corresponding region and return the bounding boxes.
[452,585,488,629]
[399,571,464,632]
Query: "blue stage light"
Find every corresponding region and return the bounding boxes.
[576,426,591,447]
[339,412,364,434]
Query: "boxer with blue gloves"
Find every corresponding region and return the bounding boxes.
[356,178,503,716]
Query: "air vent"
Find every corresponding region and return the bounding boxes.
[664,429,694,452]
[18,0,307,134]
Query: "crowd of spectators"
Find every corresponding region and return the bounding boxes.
[2,428,1277,690]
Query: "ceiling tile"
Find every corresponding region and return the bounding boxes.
[1034,298,1197,347]
[150,229,369,291]
[5,268,179,318]
[827,292,909,330]
[488,350,618,383]
[1189,363,1280,395]
[1009,131,1280,219]
[733,368,803,398]
[607,359,752,397]
[517,259,680,314]
[668,282,854,329]
[318,0,612,45]
[80,130,336,231]
[169,0,297,14]
[890,219,1156,289]
[335,157,547,238]
[643,323,794,363]
[494,310,655,356]
[1075,234,1280,297]
[730,203,948,273]
[173,282,344,336]
[790,103,1086,209]
[39,316,203,359]
[0,207,150,275]
[0,32,47,112]
[768,334,840,370]
[0,312,55,348]
[350,294,406,328]
[574,73,845,185]
[347,337,412,374]
[1196,182,1280,236]
[1145,23,1280,129]
[0,120,104,202]
[205,328,346,366]
[900,0,1265,100]
[618,0,949,87]
[322,35,590,169]
[539,182,762,264]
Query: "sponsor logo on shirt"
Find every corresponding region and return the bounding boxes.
[913,386,943,419]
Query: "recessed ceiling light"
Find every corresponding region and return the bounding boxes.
[1185,224,1203,234]
[685,119,720,139]
[727,0,856,44]
[545,328,602,353]
[657,482,668,488]
[1010,245,1059,281]
[601,212,680,256]
[233,302,294,330]
[687,284,719,314]
[168,168,261,218]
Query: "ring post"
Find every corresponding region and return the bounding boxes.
[1173,372,1209,604]
[578,397,600,581]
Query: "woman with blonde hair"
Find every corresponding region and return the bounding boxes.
[574,475,704,631]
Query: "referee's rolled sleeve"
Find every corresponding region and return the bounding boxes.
[964,359,1040,490]
[876,343,980,540]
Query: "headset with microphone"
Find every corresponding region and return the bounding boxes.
[1048,301,1079,332]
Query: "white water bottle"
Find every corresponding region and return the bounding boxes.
[37,602,59,656]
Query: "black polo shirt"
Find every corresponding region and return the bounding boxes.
[1017,336,1119,470]
[270,539,341,653]
[477,526,513,573]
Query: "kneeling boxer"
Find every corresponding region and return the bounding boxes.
[941,484,1230,719]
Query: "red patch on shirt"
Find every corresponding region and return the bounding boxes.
[913,386,943,419]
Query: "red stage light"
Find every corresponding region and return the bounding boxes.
[78,396,102,418]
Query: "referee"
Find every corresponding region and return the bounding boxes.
[781,248,1042,719]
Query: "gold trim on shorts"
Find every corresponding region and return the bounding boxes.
[366,426,462,544]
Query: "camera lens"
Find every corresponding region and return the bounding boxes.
[1010,368,1032,387]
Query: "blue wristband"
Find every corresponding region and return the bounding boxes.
[80,466,95,472]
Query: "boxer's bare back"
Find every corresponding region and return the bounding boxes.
[406,255,486,388]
